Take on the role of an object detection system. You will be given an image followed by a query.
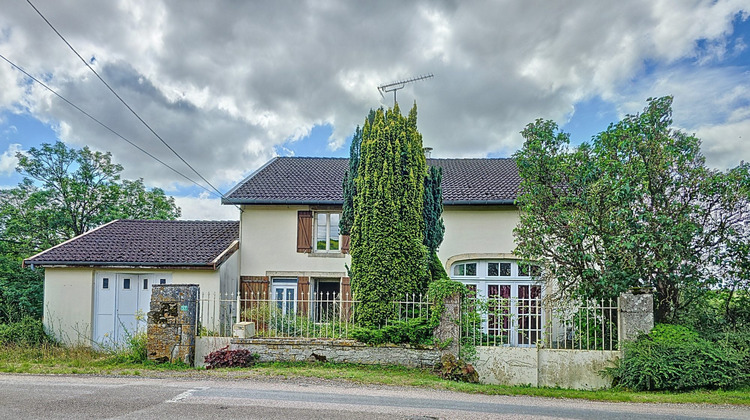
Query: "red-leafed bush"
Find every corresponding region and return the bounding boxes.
[204,346,258,369]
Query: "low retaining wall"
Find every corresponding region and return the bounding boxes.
[195,336,232,368]
[474,347,619,390]
[230,338,441,368]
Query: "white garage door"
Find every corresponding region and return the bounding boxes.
[94,272,171,347]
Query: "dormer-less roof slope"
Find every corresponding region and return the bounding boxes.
[24,220,239,269]
[223,157,520,205]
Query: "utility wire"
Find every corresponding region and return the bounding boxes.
[0,53,216,198]
[26,0,227,200]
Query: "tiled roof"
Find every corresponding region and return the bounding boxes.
[24,220,239,268]
[223,157,520,205]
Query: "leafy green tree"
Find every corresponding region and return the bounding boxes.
[0,254,44,323]
[15,141,180,238]
[514,97,749,322]
[0,141,181,322]
[350,103,429,326]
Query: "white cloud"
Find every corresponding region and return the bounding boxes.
[0,0,746,198]
[173,193,239,221]
[0,143,21,175]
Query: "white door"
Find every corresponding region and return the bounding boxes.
[94,273,171,347]
[272,280,297,316]
[94,273,116,346]
[115,274,139,342]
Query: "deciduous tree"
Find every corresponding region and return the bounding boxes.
[514,97,749,322]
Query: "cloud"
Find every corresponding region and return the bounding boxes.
[173,193,239,221]
[0,143,21,175]
[0,0,746,203]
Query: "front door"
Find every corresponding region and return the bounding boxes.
[271,279,297,316]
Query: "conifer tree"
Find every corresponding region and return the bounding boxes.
[424,165,448,281]
[350,103,429,326]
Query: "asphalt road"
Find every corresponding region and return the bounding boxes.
[0,374,748,419]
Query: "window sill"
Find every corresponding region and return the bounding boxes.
[308,252,346,258]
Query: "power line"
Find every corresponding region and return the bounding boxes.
[0,53,217,198]
[26,0,226,200]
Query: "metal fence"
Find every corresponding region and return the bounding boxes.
[196,292,433,339]
[462,297,618,351]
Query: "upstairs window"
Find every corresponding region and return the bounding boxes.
[315,212,340,252]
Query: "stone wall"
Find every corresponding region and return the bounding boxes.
[147,284,199,365]
[195,336,232,368]
[618,290,654,343]
[474,347,619,390]
[230,338,440,368]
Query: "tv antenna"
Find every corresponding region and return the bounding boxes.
[378,73,434,105]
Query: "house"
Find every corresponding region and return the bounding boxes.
[222,156,542,345]
[24,219,239,346]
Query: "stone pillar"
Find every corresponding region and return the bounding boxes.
[147,284,199,365]
[434,293,461,357]
[617,290,654,347]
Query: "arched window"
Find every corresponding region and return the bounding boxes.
[450,259,543,347]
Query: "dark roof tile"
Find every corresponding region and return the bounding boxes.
[223,157,519,205]
[25,220,239,268]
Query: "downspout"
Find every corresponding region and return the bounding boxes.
[236,205,244,324]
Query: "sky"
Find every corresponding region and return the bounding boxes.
[1,0,749,220]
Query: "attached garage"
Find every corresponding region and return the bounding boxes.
[24,219,239,347]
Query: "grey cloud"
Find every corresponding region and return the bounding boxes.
[1,0,747,206]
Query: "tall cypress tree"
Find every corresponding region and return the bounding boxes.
[339,126,361,236]
[340,111,374,236]
[424,165,448,281]
[350,103,428,326]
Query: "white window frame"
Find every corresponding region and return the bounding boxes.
[450,260,544,347]
[271,278,298,316]
[314,212,341,253]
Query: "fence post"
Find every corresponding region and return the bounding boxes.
[617,289,654,351]
[147,284,199,366]
[434,292,461,357]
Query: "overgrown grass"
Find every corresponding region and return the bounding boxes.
[1,345,748,406]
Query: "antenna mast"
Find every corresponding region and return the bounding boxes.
[378,73,434,105]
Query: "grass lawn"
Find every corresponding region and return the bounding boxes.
[1,344,748,406]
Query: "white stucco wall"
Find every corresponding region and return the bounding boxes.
[240,205,349,277]
[240,204,520,277]
[438,205,520,267]
[219,251,239,298]
[44,266,224,346]
[43,268,95,345]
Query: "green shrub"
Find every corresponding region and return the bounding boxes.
[0,316,55,346]
[350,318,433,346]
[113,331,147,364]
[612,324,749,391]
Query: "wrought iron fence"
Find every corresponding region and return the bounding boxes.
[462,297,618,351]
[196,292,433,339]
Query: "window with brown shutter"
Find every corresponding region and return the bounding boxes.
[297,210,313,253]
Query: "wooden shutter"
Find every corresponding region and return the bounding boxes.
[340,234,350,254]
[297,277,310,316]
[297,211,313,253]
